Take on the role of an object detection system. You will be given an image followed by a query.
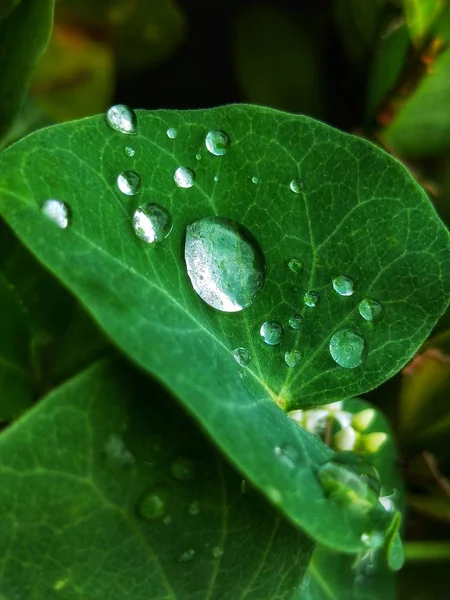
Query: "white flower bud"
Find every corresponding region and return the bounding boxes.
[332,426,358,451]
[352,409,376,432]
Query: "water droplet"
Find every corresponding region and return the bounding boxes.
[232,347,251,367]
[163,514,172,525]
[189,501,200,516]
[117,170,141,196]
[170,457,195,481]
[274,443,301,468]
[289,313,303,329]
[103,434,134,469]
[174,166,195,189]
[205,130,230,156]
[260,321,284,345]
[240,480,248,494]
[358,298,383,322]
[213,175,219,182]
[184,217,266,312]
[361,531,384,550]
[251,176,260,184]
[212,546,223,558]
[332,275,355,296]
[290,179,303,194]
[263,485,283,505]
[138,485,170,520]
[42,199,70,229]
[330,328,366,369]
[304,291,320,307]
[285,349,302,368]
[176,548,195,562]
[195,153,202,161]
[125,146,135,158]
[132,203,173,244]
[166,127,177,139]
[105,104,137,135]
[288,258,303,273]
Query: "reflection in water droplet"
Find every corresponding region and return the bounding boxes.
[138,485,170,520]
[176,548,195,563]
[288,258,303,273]
[189,501,200,516]
[304,291,320,307]
[103,434,134,469]
[332,275,355,296]
[117,170,141,196]
[289,314,303,330]
[285,349,302,368]
[185,217,266,312]
[212,546,224,558]
[166,127,177,139]
[252,176,260,185]
[105,104,137,135]
[232,347,251,367]
[42,199,70,229]
[170,457,195,481]
[260,321,284,345]
[205,130,230,156]
[132,203,173,244]
[330,328,366,368]
[125,146,135,158]
[290,179,303,194]
[174,166,195,189]
[359,298,383,322]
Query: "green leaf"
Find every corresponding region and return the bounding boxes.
[403,0,444,44]
[0,359,313,598]
[0,105,448,552]
[0,0,21,21]
[0,0,54,139]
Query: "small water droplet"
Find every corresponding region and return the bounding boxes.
[232,347,251,367]
[103,434,134,469]
[117,170,141,196]
[212,546,224,558]
[185,217,266,312]
[132,203,173,244]
[361,531,384,550]
[330,328,366,369]
[213,175,219,182]
[170,457,195,481]
[42,199,70,229]
[176,548,195,562]
[290,179,303,194]
[332,275,355,296]
[304,291,320,307]
[189,501,200,516]
[138,485,170,520]
[289,313,303,330]
[251,175,260,184]
[358,298,383,322]
[105,104,137,135]
[174,166,195,189]
[263,485,283,505]
[166,127,177,139]
[288,258,303,273]
[260,321,284,345]
[285,349,302,368]
[240,480,248,494]
[205,130,230,156]
[195,153,202,161]
[274,443,301,468]
[163,514,172,525]
[125,146,135,158]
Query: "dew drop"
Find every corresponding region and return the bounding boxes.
[41,199,70,229]
[174,166,195,189]
[330,328,366,369]
[288,258,303,274]
[290,179,303,194]
[260,321,284,345]
[105,104,137,135]
[184,217,266,312]
[332,275,355,296]
[132,203,173,244]
[212,546,224,559]
[240,480,248,494]
[125,146,135,158]
[170,457,195,481]
[189,501,200,516]
[289,313,303,330]
[232,347,251,367]
[274,443,301,468]
[163,514,172,525]
[361,531,384,550]
[285,349,302,368]
[166,127,177,139]
[205,130,230,156]
[358,298,383,322]
[176,548,195,563]
[138,485,170,520]
[304,291,320,307]
[117,170,141,196]
[213,175,219,182]
[103,434,134,469]
[195,153,202,161]
[251,175,260,185]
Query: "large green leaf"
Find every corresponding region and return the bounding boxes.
[0,0,54,139]
[0,359,312,598]
[0,105,448,551]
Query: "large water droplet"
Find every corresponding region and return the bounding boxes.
[132,203,173,244]
[176,548,195,563]
[304,291,320,307]
[166,127,177,139]
[332,275,355,296]
[232,347,251,367]
[184,217,266,312]
[174,166,195,189]
[205,130,230,156]
[358,298,383,322]
[105,104,137,135]
[285,349,302,367]
[138,485,170,520]
[288,258,303,274]
[42,199,70,229]
[125,146,135,158]
[290,179,303,194]
[117,170,141,195]
[170,457,195,481]
[260,321,284,345]
[330,328,366,368]
[289,313,303,330]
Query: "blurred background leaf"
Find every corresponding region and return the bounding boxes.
[403,0,445,44]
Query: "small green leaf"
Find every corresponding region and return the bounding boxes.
[0,359,313,598]
[403,0,444,44]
